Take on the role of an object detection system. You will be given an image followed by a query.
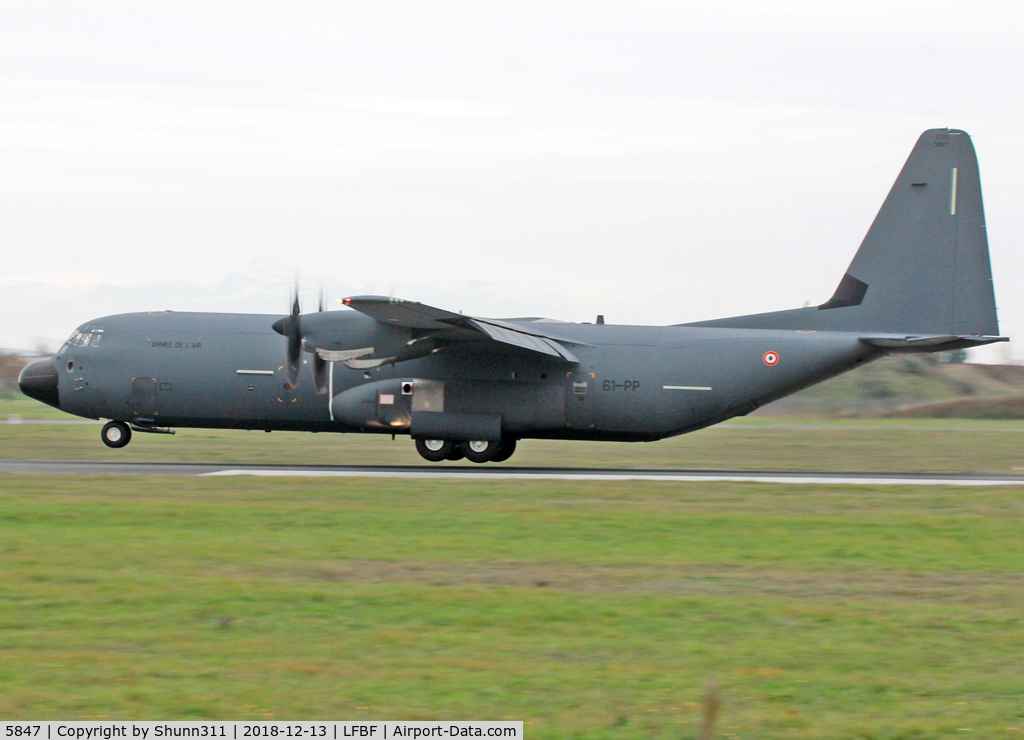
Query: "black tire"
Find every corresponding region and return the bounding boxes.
[489,438,517,463]
[415,438,454,463]
[463,439,501,464]
[101,421,132,449]
[444,445,466,461]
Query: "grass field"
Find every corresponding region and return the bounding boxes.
[2,398,1024,736]
[2,474,1024,736]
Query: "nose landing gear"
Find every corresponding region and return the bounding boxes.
[101,421,132,449]
[414,437,517,464]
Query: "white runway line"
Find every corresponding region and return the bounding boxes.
[201,470,1024,486]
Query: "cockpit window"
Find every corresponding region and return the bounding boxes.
[67,325,105,348]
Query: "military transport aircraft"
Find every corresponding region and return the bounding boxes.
[19,128,1006,463]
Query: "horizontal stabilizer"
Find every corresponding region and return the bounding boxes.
[859,334,1007,351]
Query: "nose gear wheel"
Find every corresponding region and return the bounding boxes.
[101,421,132,449]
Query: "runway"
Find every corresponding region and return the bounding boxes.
[2,459,1023,485]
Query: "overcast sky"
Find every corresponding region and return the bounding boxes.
[2,1,1022,362]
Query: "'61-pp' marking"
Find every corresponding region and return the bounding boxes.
[602,380,641,391]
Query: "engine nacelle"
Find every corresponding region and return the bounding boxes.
[331,378,506,440]
[332,376,566,439]
[331,378,415,431]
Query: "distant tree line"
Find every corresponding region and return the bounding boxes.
[0,353,32,398]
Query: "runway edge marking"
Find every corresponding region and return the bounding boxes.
[200,470,1024,486]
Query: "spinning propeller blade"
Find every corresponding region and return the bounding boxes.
[286,281,302,388]
[270,280,303,389]
[311,282,329,395]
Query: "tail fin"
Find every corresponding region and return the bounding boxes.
[686,129,1001,339]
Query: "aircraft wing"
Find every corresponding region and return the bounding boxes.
[341,295,465,330]
[340,295,582,363]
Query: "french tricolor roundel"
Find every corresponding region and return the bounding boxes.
[763,351,779,366]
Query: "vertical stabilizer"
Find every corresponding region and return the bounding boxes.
[686,129,1000,337]
[834,128,997,335]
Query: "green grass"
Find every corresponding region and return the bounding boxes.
[0,397,82,420]
[2,474,1024,737]
[3,398,1024,734]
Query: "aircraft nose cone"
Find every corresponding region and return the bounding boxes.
[18,359,60,409]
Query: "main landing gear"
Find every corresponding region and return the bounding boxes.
[415,437,517,464]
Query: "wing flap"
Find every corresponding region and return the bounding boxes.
[468,319,580,362]
[340,295,581,364]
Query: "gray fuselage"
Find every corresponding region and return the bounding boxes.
[50,310,879,442]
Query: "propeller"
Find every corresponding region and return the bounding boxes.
[285,282,303,389]
[271,280,334,395]
[311,283,329,395]
[271,280,303,389]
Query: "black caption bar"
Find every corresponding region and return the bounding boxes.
[0,723,523,740]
